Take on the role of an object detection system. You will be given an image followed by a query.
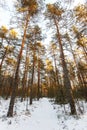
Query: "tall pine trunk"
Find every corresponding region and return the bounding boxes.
[37,58,40,100]
[30,56,35,105]
[68,38,85,88]
[54,17,76,114]
[53,51,60,87]
[7,13,30,117]
[21,44,29,102]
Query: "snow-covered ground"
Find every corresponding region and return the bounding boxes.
[0,97,87,130]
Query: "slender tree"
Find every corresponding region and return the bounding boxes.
[7,0,38,117]
[46,3,76,114]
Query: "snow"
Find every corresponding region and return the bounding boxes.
[0,97,87,130]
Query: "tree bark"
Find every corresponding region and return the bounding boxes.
[30,57,35,105]
[37,58,40,100]
[21,44,29,102]
[7,13,30,117]
[54,16,76,114]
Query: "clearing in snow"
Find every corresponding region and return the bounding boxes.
[0,98,87,130]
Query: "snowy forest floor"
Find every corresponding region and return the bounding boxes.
[0,97,87,130]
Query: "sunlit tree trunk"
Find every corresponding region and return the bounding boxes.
[53,51,60,87]
[7,13,30,117]
[30,54,35,105]
[21,44,29,102]
[37,58,40,100]
[67,36,85,88]
[54,16,76,114]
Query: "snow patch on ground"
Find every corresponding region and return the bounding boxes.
[0,97,87,130]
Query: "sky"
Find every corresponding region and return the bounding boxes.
[0,0,14,26]
[0,0,86,26]
[72,0,86,6]
[0,0,86,49]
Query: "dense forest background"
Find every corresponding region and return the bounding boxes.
[0,0,87,117]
